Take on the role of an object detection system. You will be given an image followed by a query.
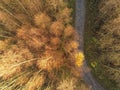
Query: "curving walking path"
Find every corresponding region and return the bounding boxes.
[75,0,105,90]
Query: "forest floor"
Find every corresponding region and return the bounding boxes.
[75,0,105,90]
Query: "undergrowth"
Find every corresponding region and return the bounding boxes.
[85,0,120,90]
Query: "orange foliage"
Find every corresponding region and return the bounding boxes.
[50,21,64,36]
[25,72,45,90]
[34,13,51,29]
[37,50,64,71]
[0,0,81,89]
[64,41,79,52]
[50,37,61,45]
[64,25,75,37]
[17,26,47,51]
[0,11,18,31]
[57,7,72,24]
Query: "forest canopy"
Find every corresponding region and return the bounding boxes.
[85,0,120,90]
[0,0,89,90]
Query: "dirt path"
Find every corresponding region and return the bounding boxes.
[75,0,105,90]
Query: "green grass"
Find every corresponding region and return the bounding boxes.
[84,0,119,90]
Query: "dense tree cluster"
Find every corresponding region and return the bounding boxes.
[85,0,120,89]
[98,0,120,87]
[0,0,88,90]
